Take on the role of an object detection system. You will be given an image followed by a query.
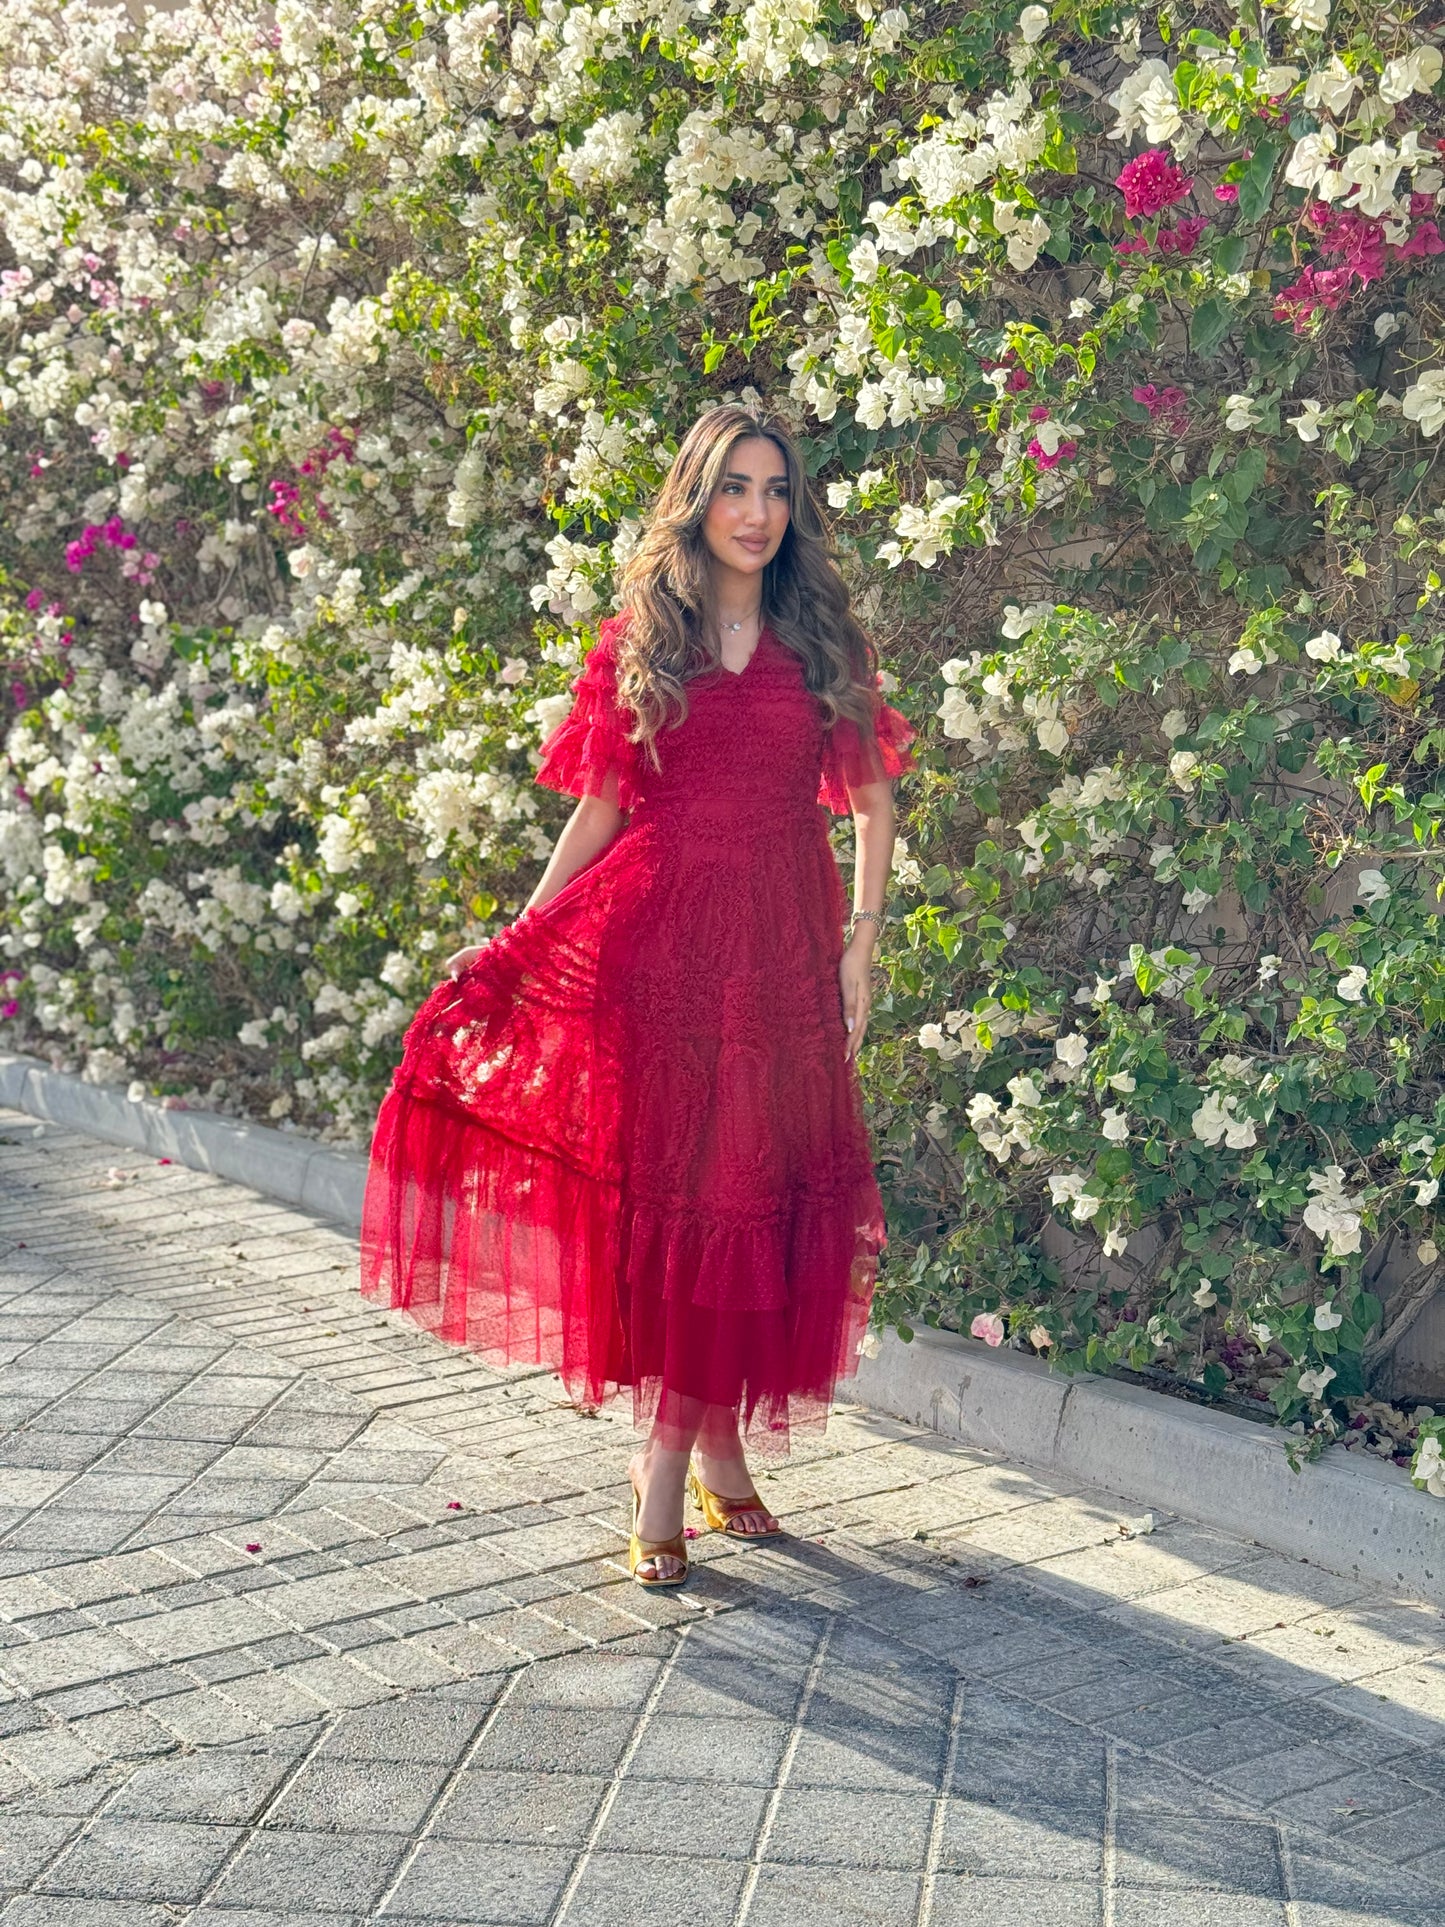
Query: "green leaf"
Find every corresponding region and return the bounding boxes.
[1236,140,1280,222]
[1189,296,1233,358]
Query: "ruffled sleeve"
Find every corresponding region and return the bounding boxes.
[818,684,918,815]
[534,618,647,813]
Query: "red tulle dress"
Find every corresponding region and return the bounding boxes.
[359,613,917,1452]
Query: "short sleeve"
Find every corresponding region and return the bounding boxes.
[818,684,917,814]
[533,618,646,813]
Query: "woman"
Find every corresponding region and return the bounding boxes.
[360,402,916,1586]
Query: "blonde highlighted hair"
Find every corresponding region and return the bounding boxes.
[611,402,881,767]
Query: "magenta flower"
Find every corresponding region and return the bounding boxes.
[1028,404,1050,423]
[1027,437,1079,470]
[1116,149,1195,220]
[1158,217,1208,257]
[1132,384,1190,434]
[1396,220,1444,262]
[0,1001,19,1020]
[1214,183,1240,204]
[1114,234,1151,257]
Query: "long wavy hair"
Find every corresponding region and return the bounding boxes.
[611,403,881,768]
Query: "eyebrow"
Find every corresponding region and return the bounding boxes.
[724,469,789,484]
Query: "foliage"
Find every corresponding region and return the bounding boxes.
[5,0,1445,1449]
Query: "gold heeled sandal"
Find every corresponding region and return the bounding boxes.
[687,1467,784,1542]
[628,1474,690,1588]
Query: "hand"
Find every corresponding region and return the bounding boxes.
[840,940,874,1063]
[443,942,488,980]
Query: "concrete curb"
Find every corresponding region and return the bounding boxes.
[0,1051,366,1229]
[856,1325,1445,1607]
[4,1050,1443,1604]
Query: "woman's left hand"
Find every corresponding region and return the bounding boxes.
[839,941,874,1063]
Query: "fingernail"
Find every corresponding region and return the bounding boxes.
[846,1018,854,1031]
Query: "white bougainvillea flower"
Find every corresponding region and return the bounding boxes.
[1403,371,1445,438]
[1288,400,1328,442]
[1284,0,1330,33]
[1029,1323,1052,1348]
[1101,1107,1129,1142]
[1285,129,1338,194]
[970,1311,1006,1346]
[1379,45,1443,104]
[1416,1178,1440,1206]
[1192,1279,1217,1308]
[1223,394,1261,432]
[1036,717,1069,755]
[1313,1300,1344,1331]
[1055,1033,1088,1069]
[1018,5,1050,42]
[1181,886,1214,913]
[1001,602,1051,639]
[1107,1070,1136,1092]
[1419,1240,1440,1266]
[1375,311,1404,340]
[1356,869,1390,904]
[1304,55,1358,114]
[1136,73,1184,144]
[1258,955,1282,983]
[1102,1225,1128,1257]
[1297,1363,1337,1401]
[1305,630,1346,661]
[1336,964,1368,1003]
[1191,1092,1257,1149]
[1169,750,1200,783]
[1159,708,1188,741]
[1303,1167,1364,1254]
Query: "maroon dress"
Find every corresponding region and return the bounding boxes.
[359,613,917,1451]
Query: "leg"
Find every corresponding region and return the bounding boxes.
[692,1404,782,1537]
[628,1411,699,1584]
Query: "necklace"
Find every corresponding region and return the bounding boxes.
[721,609,762,632]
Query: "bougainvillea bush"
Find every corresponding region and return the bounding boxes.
[5,0,1445,1474]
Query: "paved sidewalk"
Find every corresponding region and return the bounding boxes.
[2,1112,1445,1925]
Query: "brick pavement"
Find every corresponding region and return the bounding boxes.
[2,1107,1445,1924]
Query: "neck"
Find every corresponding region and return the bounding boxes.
[709,560,763,628]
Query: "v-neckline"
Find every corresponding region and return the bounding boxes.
[718,626,770,679]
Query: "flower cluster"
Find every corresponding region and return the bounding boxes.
[2,0,1445,1472]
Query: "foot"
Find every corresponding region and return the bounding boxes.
[628,1447,688,1582]
[691,1450,781,1536]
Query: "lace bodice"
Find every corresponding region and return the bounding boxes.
[534,613,917,819]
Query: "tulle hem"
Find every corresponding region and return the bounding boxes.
[360,1086,880,1455]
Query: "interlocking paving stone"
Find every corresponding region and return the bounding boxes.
[4,1114,1445,1927]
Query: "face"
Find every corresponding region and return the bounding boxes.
[699,435,791,579]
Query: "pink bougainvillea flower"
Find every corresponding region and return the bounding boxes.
[1114,234,1151,256]
[1157,217,1207,257]
[1005,367,1031,392]
[1028,404,1050,422]
[1115,149,1194,220]
[1027,437,1079,469]
[244,1542,262,1553]
[1133,383,1190,433]
[1,1001,19,1020]
[1214,183,1239,204]
[446,1500,463,1510]
[971,1311,1006,1346]
[1396,221,1445,262]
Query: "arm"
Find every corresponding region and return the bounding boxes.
[525,780,626,911]
[445,777,626,978]
[839,776,897,1063]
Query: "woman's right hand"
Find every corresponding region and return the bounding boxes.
[443,942,488,980]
